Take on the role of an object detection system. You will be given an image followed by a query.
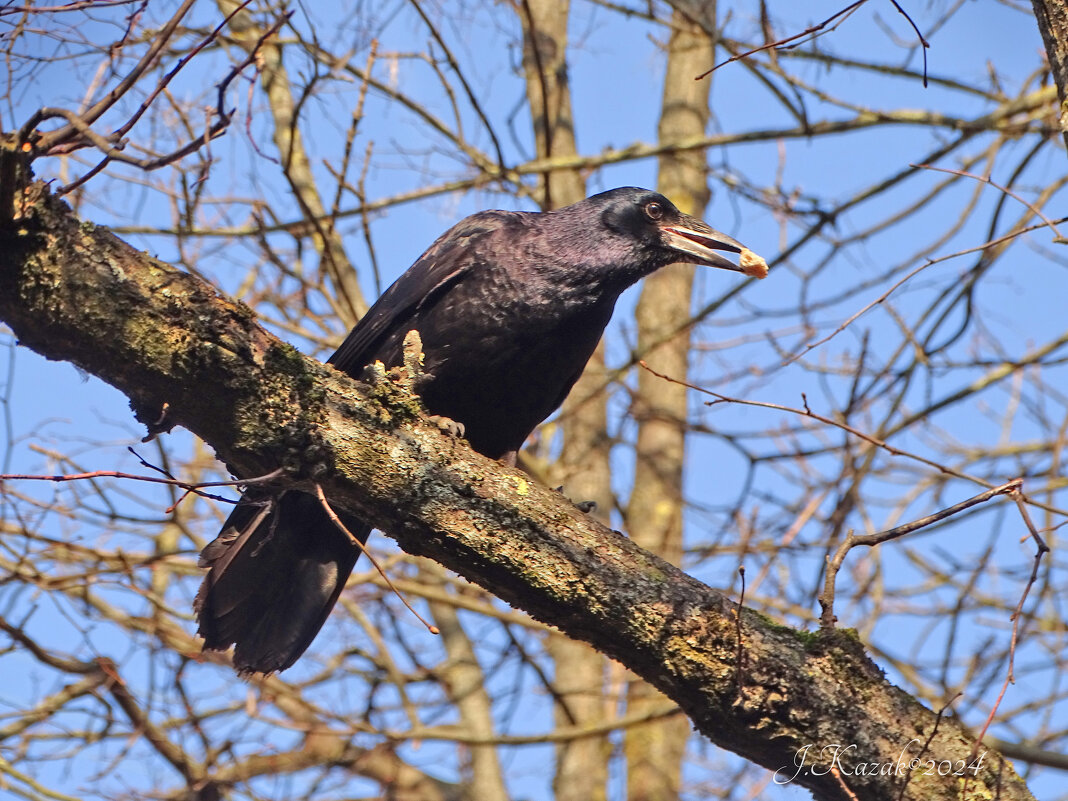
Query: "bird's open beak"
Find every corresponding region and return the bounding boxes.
[661,214,768,278]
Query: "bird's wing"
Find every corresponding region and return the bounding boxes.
[328,210,521,374]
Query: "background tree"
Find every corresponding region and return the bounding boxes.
[1,2,1065,800]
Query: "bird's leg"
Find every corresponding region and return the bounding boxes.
[401,329,466,438]
[553,485,597,515]
[400,329,427,394]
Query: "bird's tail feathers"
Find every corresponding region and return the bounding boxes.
[195,491,368,674]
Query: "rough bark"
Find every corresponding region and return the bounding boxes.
[625,8,717,801]
[1031,0,1068,150]
[0,173,1035,801]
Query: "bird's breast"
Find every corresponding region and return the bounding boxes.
[410,274,616,459]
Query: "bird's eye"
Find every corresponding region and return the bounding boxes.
[644,201,663,221]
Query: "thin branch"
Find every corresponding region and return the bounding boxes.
[638,360,1068,513]
[0,467,283,504]
[407,0,506,172]
[314,483,440,635]
[818,480,1023,627]
[29,0,198,151]
[887,0,930,87]
[912,161,1066,242]
[971,490,1050,752]
[0,0,140,16]
[780,216,1068,368]
[697,0,867,79]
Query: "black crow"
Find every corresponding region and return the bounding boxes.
[196,186,766,674]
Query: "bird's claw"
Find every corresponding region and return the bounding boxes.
[428,414,465,438]
[553,485,597,514]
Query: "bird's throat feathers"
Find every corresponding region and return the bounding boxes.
[530,211,663,297]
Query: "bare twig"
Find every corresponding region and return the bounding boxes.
[26,0,199,151]
[639,360,1068,514]
[818,480,1023,628]
[0,467,283,505]
[0,0,140,14]
[734,566,748,694]
[314,483,440,635]
[887,0,930,87]
[971,490,1050,752]
[697,0,867,79]
[21,1,286,195]
[912,162,1066,242]
[407,0,506,173]
[895,693,964,801]
[780,216,1068,368]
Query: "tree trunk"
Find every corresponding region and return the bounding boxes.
[519,2,611,799]
[625,7,718,800]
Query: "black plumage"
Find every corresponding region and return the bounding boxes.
[196,187,763,674]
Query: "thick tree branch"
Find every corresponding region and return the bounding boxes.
[0,174,1035,801]
[1032,0,1068,150]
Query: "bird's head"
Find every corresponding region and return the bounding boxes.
[592,187,767,280]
